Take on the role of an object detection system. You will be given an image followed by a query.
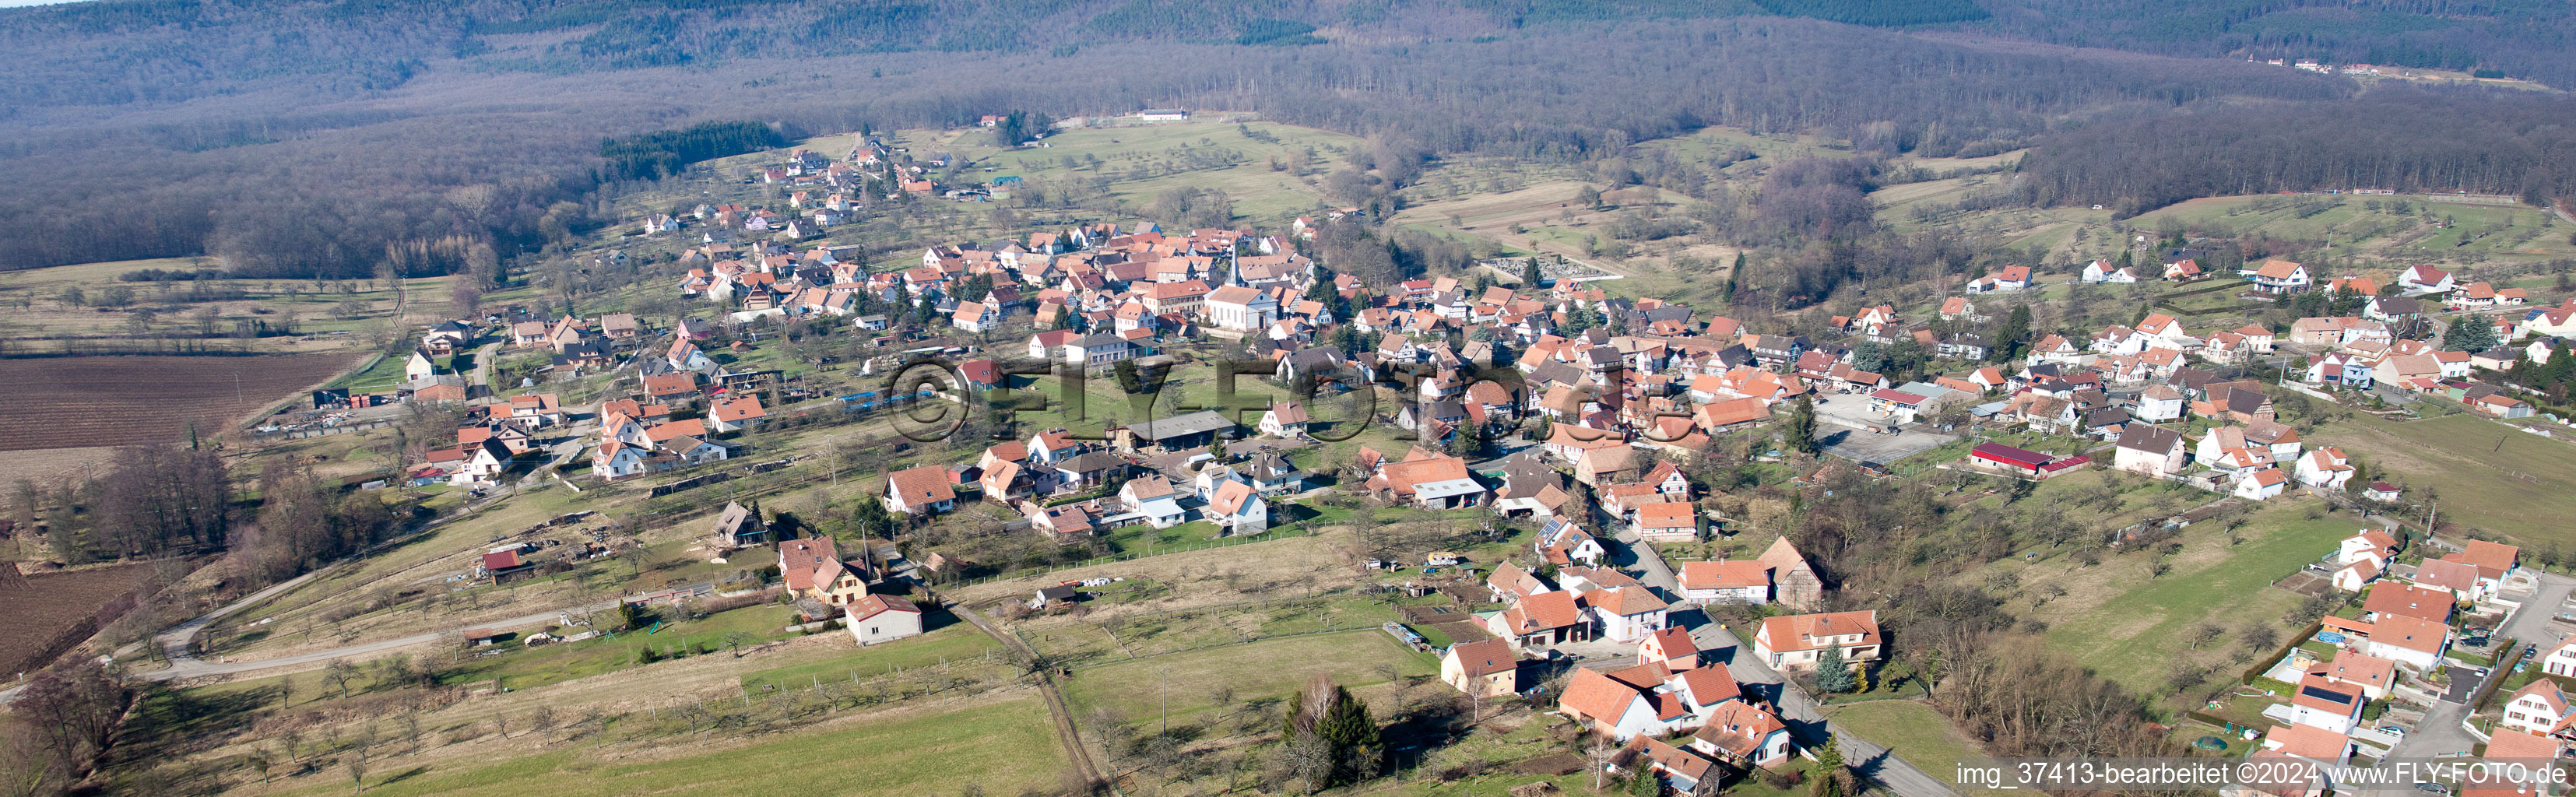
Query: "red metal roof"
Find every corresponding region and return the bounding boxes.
[481,550,522,571]
[1970,443,2051,469]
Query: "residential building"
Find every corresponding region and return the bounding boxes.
[1752,611,1881,671]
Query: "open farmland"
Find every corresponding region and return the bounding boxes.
[2320,413,2576,546]
[0,353,358,455]
[0,563,156,676]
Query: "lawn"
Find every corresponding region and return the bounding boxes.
[1060,630,1434,723]
[739,623,1003,692]
[441,602,806,692]
[2038,502,2356,693]
[1826,700,1988,785]
[304,694,1066,797]
[2319,413,2576,546]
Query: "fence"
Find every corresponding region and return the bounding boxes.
[2471,637,2525,711]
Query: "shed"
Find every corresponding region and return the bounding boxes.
[1969,443,2053,474]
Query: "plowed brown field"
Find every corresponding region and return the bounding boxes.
[0,354,357,452]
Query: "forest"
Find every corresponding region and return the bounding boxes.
[0,0,2571,283]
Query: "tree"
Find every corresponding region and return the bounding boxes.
[346,750,368,794]
[1576,185,1604,209]
[2447,314,2499,354]
[1280,676,1382,790]
[1813,645,1856,693]
[1784,394,1820,455]
[1994,304,2032,360]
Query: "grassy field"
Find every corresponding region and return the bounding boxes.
[2320,413,2576,546]
[738,623,1003,692]
[1827,700,1988,784]
[903,118,1368,223]
[2036,502,2356,693]
[303,694,1066,797]
[0,257,456,356]
[1060,630,1435,723]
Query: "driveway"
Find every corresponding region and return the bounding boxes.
[2381,571,2576,768]
[1675,611,1958,797]
[1596,521,1954,797]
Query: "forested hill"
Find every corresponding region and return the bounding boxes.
[0,0,2569,280]
[4,0,2573,116]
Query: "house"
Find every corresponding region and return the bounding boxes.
[1204,479,1269,535]
[1679,560,1770,605]
[1031,585,1078,609]
[405,349,438,381]
[1757,537,1824,611]
[1581,586,1671,644]
[1534,517,1606,567]
[2399,264,2455,293]
[708,500,771,548]
[2443,539,2521,594]
[2294,448,2354,490]
[1639,627,1699,670]
[2233,467,2290,500]
[779,535,870,606]
[1555,667,1681,741]
[2361,583,2454,624]
[1440,638,1521,698]
[1689,701,1795,770]
[1257,401,1310,437]
[1116,477,1188,528]
[2469,393,2533,419]
[2245,259,2312,293]
[2113,425,2187,479]
[1632,501,1698,542]
[1487,589,1584,649]
[477,547,536,583]
[883,465,958,515]
[1752,611,1881,671]
[1621,738,1720,795]
[2539,638,2576,678]
[2080,258,2138,283]
[2339,530,2402,569]
[2309,651,2396,700]
[2358,614,2448,670]
[1968,265,2032,293]
[707,395,768,433]
[2414,558,2482,602]
[2363,482,2403,502]
[2287,674,2365,735]
[2501,679,2573,736]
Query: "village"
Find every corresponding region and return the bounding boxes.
[106,127,2576,797]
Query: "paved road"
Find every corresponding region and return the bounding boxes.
[2380,571,2576,775]
[1601,524,1956,797]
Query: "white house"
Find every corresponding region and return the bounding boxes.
[2540,639,2576,678]
[2399,264,2456,294]
[884,465,958,515]
[2233,468,2290,500]
[1678,560,1770,605]
[1203,286,1280,332]
[1752,611,1880,671]
[1205,479,1269,535]
[1117,477,1189,528]
[844,595,924,645]
[1257,401,1310,437]
[2114,425,2187,479]
[2295,448,2355,490]
[1583,586,1671,644]
[2287,675,2365,735]
[2501,679,2574,736]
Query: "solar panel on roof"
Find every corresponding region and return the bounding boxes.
[2299,686,2353,705]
